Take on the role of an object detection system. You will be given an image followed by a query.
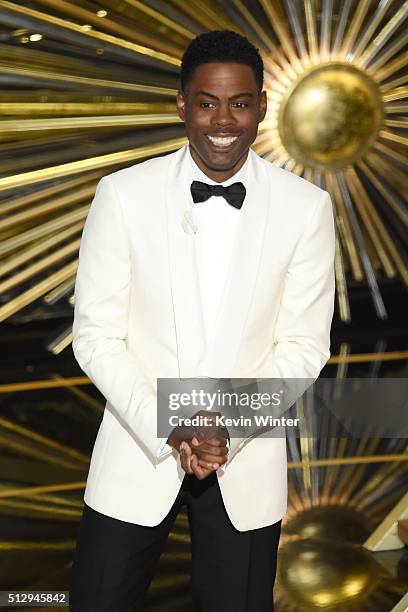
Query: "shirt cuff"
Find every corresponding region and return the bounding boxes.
[157,438,173,458]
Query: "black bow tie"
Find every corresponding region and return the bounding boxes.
[190,180,246,210]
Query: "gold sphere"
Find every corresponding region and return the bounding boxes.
[278,62,383,169]
[278,539,383,608]
[283,505,370,544]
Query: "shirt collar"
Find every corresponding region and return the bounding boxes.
[187,145,248,186]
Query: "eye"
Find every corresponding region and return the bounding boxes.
[232,102,248,108]
[200,102,216,109]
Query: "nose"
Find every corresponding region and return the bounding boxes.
[211,102,237,128]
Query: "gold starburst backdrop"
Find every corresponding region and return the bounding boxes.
[0,4,407,611]
[0,0,407,351]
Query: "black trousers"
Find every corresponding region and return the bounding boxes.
[69,472,281,612]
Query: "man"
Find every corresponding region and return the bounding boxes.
[70,30,335,611]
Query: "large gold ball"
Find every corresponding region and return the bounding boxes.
[278,539,383,608]
[283,505,371,544]
[278,62,383,169]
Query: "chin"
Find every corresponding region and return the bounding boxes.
[203,154,244,171]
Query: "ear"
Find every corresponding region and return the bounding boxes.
[176,90,186,121]
[259,90,267,122]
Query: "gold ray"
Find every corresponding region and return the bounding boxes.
[291,164,305,176]
[385,102,408,112]
[0,39,130,80]
[353,459,408,509]
[132,452,402,466]
[0,482,86,499]
[351,0,395,61]
[259,0,303,71]
[340,0,371,59]
[0,1,180,67]
[0,207,88,258]
[121,0,195,41]
[337,439,381,505]
[231,0,286,65]
[51,331,73,355]
[382,86,408,101]
[378,128,408,147]
[325,172,364,281]
[384,118,408,128]
[345,168,404,280]
[0,173,99,215]
[0,137,187,192]
[44,278,76,304]
[374,50,408,81]
[364,150,407,203]
[334,230,351,322]
[288,481,307,513]
[271,151,291,167]
[282,0,309,67]
[0,259,77,321]
[380,74,408,91]
[263,48,298,81]
[0,102,176,116]
[335,172,387,318]
[0,417,88,464]
[328,350,408,363]
[0,64,177,96]
[34,0,186,55]
[356,444,408,505]
[0,377,90,393]
[368,29,408,73]
[0,223,83,279]
[0,113,181,135]
[0,239,81,294]
[0,539,74,549]
[0,184,95,231]
[170,0,236,32]
[357,0,408,68]
[331,0,353,57]
[304,0,319,64]
[320,0,334,61]
[357,159,408,227]
[364,471,408,518]
[0,430,85,470]
[0,498,81,519]
[0,489,83,509]
[373,140,408,166]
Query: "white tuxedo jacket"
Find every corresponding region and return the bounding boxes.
[72,144,335,531]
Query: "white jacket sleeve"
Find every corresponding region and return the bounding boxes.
[227,190,336,463]
[72,176,172,464]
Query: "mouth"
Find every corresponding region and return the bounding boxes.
[206,135,239,148]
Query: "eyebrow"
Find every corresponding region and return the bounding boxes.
[194,90,255,100]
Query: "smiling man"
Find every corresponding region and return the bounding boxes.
[70,31,335,612]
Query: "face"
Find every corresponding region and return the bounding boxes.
[176,62,267,182]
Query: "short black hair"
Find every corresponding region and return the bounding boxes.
[180,30,264,92]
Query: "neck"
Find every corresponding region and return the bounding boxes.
[189,145,248,183]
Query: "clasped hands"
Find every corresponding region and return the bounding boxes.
[166,410,229,480]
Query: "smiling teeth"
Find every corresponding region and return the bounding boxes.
[208,136,238,146]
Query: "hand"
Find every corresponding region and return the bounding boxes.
[166,413,229,480]
[190,434,229,470]
[180,441,215,480]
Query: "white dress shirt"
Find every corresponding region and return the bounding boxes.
[158,146,248,457]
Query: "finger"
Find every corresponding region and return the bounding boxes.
[191,445,229,459]
[197,457,222,470]
[194,450,227,465]
[180,442,194,474]
[191,436,228,451]
[191,455,214,480]
[203,436,228,447]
